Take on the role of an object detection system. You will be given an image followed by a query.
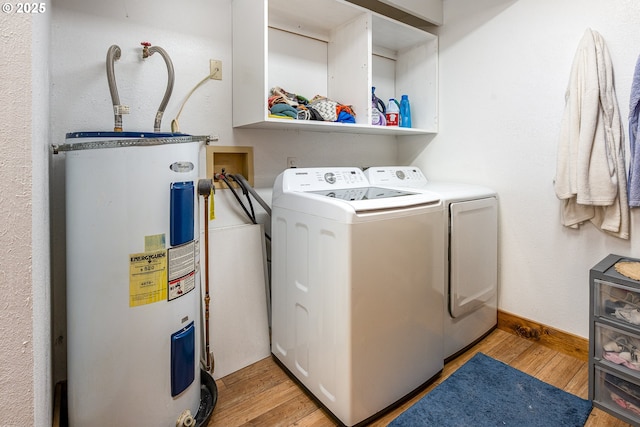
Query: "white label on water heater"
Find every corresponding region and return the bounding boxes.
[168,241,195,281]
[169,271,196,301]
[167,240,196,301]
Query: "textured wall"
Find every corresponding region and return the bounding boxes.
[0,11,35,427]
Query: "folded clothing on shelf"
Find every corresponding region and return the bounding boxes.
[268,87,355,123]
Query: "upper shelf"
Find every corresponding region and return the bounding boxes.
[232,0,439,137]
[233,117,435,135]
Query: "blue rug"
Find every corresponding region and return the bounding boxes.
[389,353,592,427]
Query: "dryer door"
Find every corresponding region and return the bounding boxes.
[449,197,498,318]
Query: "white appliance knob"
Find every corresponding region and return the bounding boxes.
[324,172,336,184]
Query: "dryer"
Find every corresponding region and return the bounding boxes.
[365,166,498,361]
[271,167,445,426]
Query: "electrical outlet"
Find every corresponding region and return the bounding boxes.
[209,59,222,80]
[287,157,298,168]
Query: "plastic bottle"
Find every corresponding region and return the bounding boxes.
[386,98,400,126]
[399,94,412,128]
[371,87,386,126]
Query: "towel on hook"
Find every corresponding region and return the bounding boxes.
[628,55,640,206]
[554,28,629,239]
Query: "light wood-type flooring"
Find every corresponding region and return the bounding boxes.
[206,328,632,427]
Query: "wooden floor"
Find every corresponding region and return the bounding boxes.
[206,328,633,427]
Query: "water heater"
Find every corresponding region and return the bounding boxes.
[61,133,207,426]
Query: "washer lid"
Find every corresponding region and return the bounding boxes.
[309,186,419,201]
[308,185,441,212]
[364,166,497,199]
[273,167,441,216]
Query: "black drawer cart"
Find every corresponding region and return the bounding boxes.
[590,254,640,426]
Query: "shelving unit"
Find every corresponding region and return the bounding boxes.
[232,0,438,136]
[589,254,640,425]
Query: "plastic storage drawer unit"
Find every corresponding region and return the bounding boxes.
[590,254,640,425]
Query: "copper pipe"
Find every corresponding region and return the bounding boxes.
[198,179,214,373]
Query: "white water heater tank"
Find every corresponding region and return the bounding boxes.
[62,133,205,426]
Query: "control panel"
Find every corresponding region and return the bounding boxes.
[282,167,368,192]
[364,166,428,188]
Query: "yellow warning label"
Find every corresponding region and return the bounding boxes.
[210,188,215,220]
[129,249,167,307]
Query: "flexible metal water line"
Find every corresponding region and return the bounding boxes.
[142,42,175,132]
[106,45,123,131]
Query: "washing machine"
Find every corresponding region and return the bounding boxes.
[271,167,445,427]
[365,166,498,361]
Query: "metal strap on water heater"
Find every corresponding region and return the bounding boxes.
[51,134,209,154]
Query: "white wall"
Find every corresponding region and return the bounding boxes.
[400,0,640,338]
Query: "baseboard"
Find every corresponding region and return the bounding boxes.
[497,310,588,362]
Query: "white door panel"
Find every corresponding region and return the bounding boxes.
[449,197,498,318]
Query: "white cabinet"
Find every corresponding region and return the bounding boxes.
[232,0,438,136]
